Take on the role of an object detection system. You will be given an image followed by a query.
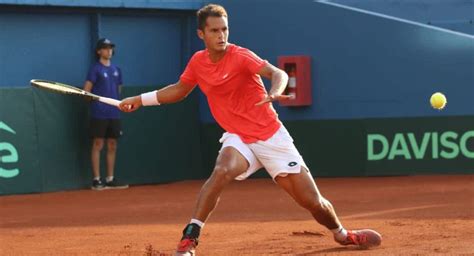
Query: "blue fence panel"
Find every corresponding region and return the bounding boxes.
[0,12,90,87]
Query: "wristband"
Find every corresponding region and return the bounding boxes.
[140,90,160,106]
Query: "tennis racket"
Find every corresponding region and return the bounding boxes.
[30,79,121,107]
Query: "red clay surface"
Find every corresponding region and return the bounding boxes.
[1,175,473,255]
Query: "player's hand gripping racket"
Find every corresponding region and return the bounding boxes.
[30,79,121,107]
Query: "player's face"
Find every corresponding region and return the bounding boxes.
[97,46,113,60]
[199,16,229,52]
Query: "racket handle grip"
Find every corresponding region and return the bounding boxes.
[98,97,121,107]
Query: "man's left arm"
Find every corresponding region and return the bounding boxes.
[255,63,291,106]
[118,67,123,96]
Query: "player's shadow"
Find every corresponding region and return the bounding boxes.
[296,247,354,255]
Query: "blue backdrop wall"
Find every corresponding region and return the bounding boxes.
[200,0,474,122]
[0,0,202,10]
[1,0,472,121]
[0,4,200,88]
[329,0,473,35]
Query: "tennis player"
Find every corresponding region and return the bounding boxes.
[119,4,381,254]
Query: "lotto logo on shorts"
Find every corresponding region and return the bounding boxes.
[0,121,20,178]
[288,162,298,167]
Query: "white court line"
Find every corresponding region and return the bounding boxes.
[341,204,450,219]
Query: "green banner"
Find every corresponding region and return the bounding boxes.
[201,116,474,178]
[115,88,204,184]
[0,87,202,195]
[0,88,42,194]
[365,116,474,175]
[33,89,91,192]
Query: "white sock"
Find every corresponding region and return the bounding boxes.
[106,176,114,182]
[93,177,100,181]
[190,218,205,228]
[331,226,348,241]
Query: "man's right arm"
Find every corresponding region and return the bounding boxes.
[155,80,196,104]
[119,80,195,112]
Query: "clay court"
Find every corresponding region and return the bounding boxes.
[1,175,473,255]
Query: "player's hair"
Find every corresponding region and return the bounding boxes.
[197,4,228,31]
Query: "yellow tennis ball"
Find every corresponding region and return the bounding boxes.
[430,92,447,110]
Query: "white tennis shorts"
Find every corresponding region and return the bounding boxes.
[219,125,309,180]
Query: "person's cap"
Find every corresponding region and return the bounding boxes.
[96,38,115,50]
